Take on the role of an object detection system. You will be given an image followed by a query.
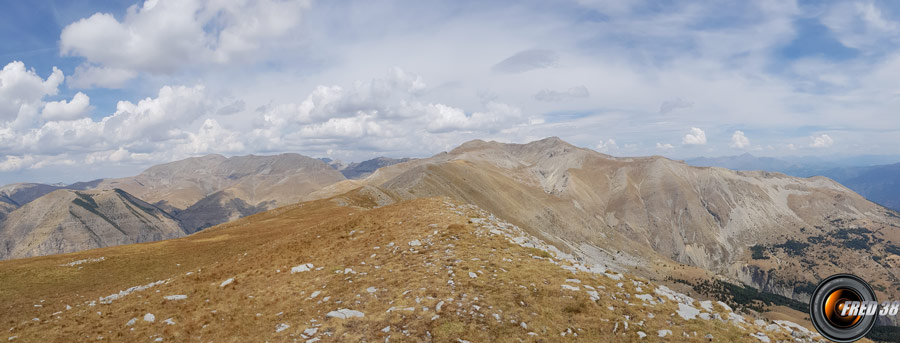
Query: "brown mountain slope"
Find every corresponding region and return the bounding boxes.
[88,153,346,233]
[95,154,231,211]
[323,137,900,309]
[0,191,820,342]
[0,189,185,260]
[96,153,345,225]
[172,154,348,232]
[0,182,64,207]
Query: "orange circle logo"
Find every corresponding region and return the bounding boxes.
[823,288,862,328]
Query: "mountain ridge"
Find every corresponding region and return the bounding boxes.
[0,188,185,260]
[316,137,900,320]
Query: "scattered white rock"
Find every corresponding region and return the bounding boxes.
[303,327,318,336]
[292,263,314,273]
[637,331,647,338]
[163,318,175,325]
[750,332,770,342]
[366,287,377,293]
[309,291,321,299]
[326,309,365,319]
[276,323,290,333]
[125,318,137,326]
[408,240,422,247]
[604,272,623,280]
[658,330,672,337]
[676,303,700,320]
[561,284,580,291]
[60,257,105,267]
[634,294,653,302]
[381,326,390,333]
[163,295,187,301]
[386,307,414,312]
[468,272,477,279]
[99,279,168,304]
[143,313,155,323]
[220,278,234,288]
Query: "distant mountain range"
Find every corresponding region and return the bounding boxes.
[686,153,900,211]
[0,155,411,259]
[319,156,413,179]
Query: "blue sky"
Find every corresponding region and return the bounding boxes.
[2,0,900,184]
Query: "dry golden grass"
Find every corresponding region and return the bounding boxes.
[0,193,811,342]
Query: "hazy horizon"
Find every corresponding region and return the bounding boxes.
[4,137,900,186]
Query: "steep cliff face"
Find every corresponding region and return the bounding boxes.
[0,189,185,260]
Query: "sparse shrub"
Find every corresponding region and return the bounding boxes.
[750,245,769,260]
[773,240,808,256]
[563,301,587,314]
[885,244,900,256]
[525,247,551,259]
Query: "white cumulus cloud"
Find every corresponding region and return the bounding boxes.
[42,92,91,120]
[0,155,35,172]
[68,65,137,89]
[810,134,834,148]
[0,61,64,123]
[59,0,312,82]
[656,142,674,150]
[681,127,707,145]
[730,130,750,148]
